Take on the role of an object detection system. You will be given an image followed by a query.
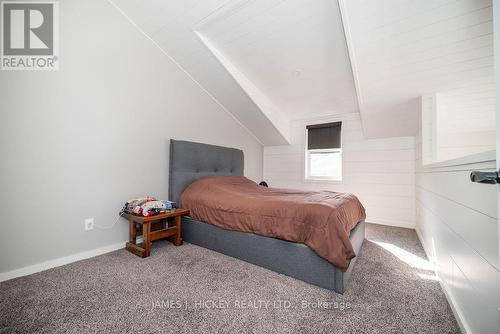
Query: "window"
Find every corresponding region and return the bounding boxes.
[305,122,342,181]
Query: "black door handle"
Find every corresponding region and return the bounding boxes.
[470,171,500,184]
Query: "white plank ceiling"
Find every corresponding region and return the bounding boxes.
[197,0,358,119]
[111,0,494,141]
[110,0,356,145]
[341,0,494,138]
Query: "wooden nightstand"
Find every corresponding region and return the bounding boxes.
[122,208,190,258]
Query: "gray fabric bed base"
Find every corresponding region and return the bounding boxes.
[182,217,365,294]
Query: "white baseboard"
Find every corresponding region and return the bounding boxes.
[415,227,470,334]
[0,241,126,282]
[365,218,416,229]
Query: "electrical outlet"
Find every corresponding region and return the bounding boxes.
[84,218,94,231]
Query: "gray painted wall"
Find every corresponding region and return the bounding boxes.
[0,0,263,274]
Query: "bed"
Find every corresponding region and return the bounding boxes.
[168,139,365,294]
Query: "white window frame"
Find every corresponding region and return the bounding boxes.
[303,122,343,182]
[305,148,343,181]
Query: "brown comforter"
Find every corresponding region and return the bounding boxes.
[180,176,366,271]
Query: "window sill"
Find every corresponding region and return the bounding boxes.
[423,150,495,170]
[303,178,343,184]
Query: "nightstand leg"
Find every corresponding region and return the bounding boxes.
[143,222,151,257]
[174,216,182,246]
[129,220,136,244]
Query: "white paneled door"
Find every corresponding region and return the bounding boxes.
[495,0,500,325]
[468,1,500,331]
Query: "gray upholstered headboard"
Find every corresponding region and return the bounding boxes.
[168,139,244,205]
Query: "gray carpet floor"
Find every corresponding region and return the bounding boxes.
[0,223,460,334]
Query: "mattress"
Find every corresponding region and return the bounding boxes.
[180,176,366,271]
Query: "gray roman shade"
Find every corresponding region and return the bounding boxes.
[306,122,342,150]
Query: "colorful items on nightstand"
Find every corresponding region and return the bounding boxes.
[122,197,177,217]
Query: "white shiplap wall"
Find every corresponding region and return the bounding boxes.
[263,113,416,228]
[415,134,500,333]
[436,78,496,162]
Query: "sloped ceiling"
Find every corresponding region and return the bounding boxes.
[196,0,359,119]
[111,0,292,145]
[111,0,493,143]
[340,0,494,138]
[111,0,357,145]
